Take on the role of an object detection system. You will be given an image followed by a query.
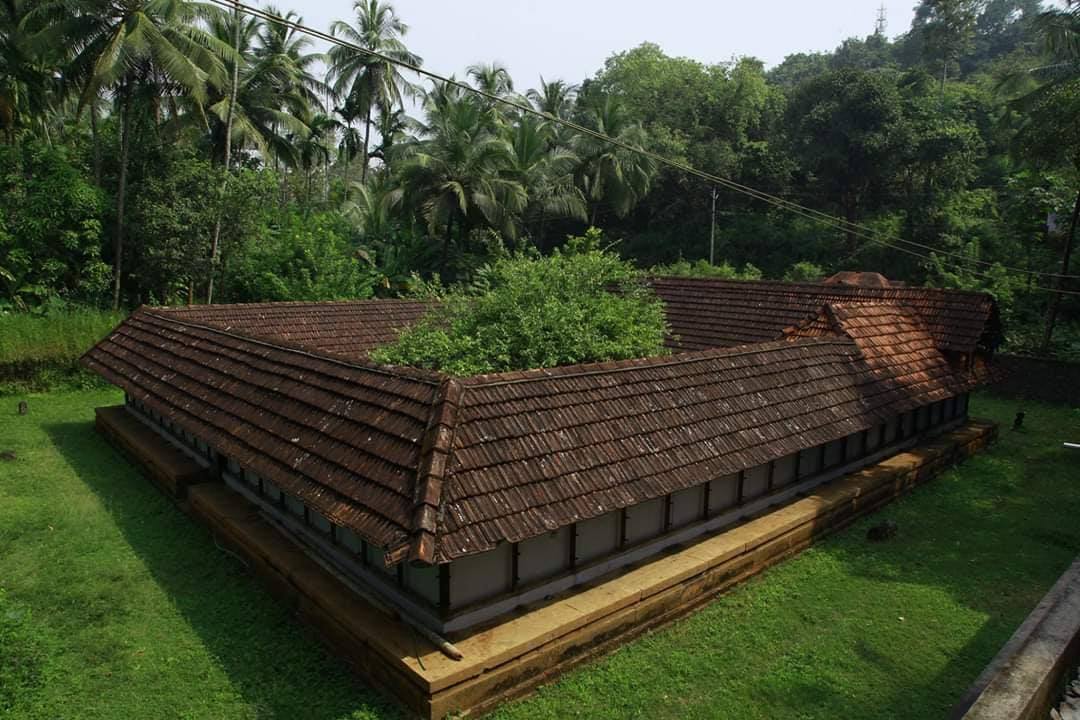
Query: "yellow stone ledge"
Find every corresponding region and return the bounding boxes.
[96,406,997,719]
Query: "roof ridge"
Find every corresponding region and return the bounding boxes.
[386,376,464,566]
[458,337,859,389]
[649,275,994,299]
[155,297,434,312]
[138,308,447,386]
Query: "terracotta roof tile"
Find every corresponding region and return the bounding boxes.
[82,284,998,565]
[650,276,1001,354]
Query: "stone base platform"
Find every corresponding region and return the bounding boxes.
[95,405,997,718]
[95,405,211,498]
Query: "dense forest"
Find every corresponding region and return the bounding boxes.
[1,0,1079,356]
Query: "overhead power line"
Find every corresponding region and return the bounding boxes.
[204,0,1080,295]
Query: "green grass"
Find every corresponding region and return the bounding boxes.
[0,309,123,394]
[1,390,1078,719]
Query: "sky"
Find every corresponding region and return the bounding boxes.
[297,0,920,93]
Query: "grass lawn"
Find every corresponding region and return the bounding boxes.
[1,389,1078,719]
[0,310,123,394]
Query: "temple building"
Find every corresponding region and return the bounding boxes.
[82,275,1001,635]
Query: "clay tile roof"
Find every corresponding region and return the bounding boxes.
[822,271,894,287]
[82,308,444,552]
[156,299,433,361]
[649,276,1001,355]
[82,284,1000,566]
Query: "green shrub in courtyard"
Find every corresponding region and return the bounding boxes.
[371,230,669,376]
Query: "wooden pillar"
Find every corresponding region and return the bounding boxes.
[736,470,746,504]
[702,480,712,519]
[569,525,578,570]
[618,510,628,549]
[766,460,776,492]
[662,494,673,533]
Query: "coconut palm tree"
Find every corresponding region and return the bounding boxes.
[467,61,514,97]
[527,77,577,120]
[0,0,45,143]
[294,112,339,206]
[506,114,586,245]
[198,9,318,163]
[396,88,526,273]
[34,0,229,309]
[327,0,421,183]
[255,5,325,169]
[343,168,402,241]
[573,92,657,226]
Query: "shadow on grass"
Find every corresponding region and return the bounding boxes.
[45,418,405,720]
[787,413,1080,719]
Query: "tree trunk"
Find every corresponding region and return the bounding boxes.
[440,215,454,277]
[1040,188,1080,354]
[207,0,242,305]
[90,101,102,186]
[343,120,352,201]
[112,94,132,311]
[362,104,373,183]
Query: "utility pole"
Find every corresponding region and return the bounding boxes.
[709,186,718,265]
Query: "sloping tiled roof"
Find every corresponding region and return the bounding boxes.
[784,302,971,408]
[431,304,978,560]
[83,309,442,552]
[650,276,1001,354]
[157,299,433,361]
[84,289,995,566]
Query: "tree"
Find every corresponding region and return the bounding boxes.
[1010,1,1080,351]
[573,92,656,225]
[527,77,578,120]
[327,0,421,184]
[41,0,229,309]
[913,0,980,95]
[0,141,107,307]
[294,112,339,206]
[786,69,907,254]
[396,88,526,275]
[506,114,586,245]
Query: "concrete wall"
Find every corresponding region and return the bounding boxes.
[518,527,571,586]
[451,543,511,609]
[774,454,798,488]
[575,512,620,565]
[625,497,666,546]
[708,474,741,514]
[742,465,770,500]
[670,486,704,529]
[405,563,441,607]
[798,447,822,478]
